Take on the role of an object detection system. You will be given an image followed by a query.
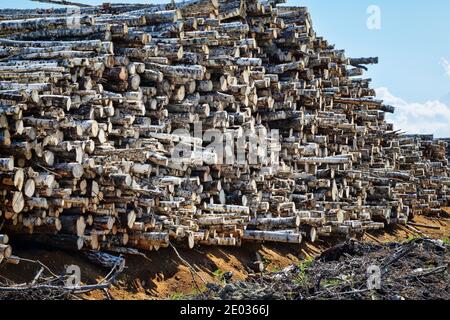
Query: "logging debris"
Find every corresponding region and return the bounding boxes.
[198,238,449,300]
[0,252,124,300]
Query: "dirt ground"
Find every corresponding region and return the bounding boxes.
[1,211,448,300]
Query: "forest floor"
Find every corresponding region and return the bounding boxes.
[0,211,448,300]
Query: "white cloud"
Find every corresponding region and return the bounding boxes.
[376,87,450,138]
[440,58,450,77]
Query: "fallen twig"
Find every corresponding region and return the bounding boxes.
[0,254,124,300]
[407,222,441,230]
[169,241,207,298]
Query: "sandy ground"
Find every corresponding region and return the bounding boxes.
[1,212,448,300]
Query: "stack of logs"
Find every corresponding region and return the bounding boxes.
[0,233,12,263]
[440,138,450,161]
[0,0,449,261]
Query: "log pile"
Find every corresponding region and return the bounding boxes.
[440,138,450,161]
[0,0,448,259]
[0,233,12,263]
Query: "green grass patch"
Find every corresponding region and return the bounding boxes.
[321,278,342,287]
[293,257,315,286]
[169,288,205,300]
[212,269,224,278]
[169,292,188,300]
[405,235,421,243]
[296,256,314,270]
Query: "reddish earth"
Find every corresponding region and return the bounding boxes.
[1,213,448,300]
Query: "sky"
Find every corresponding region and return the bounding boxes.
[296,0,450,137]
[2,0,450,137]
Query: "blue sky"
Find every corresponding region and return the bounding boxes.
[296,0,450,137]
[2,0,450,136]
[299,0,450,102]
